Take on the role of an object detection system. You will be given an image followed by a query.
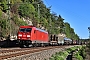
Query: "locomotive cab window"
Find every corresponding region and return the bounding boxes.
[20,28,25,32]
[26,28,32,32]
[20,28,32,32]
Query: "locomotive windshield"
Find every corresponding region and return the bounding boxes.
[20,28,32,32]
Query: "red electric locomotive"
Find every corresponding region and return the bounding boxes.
[17,26,49,47]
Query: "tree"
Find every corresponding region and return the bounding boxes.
[64,22,79,40]
[21,0,34,3]
[18,3,35,18]
[0,0,8,12]
[64,22,71,38]
[56,15,64,33]
[10,0,22,4]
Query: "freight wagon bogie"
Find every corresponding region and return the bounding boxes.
[18,40,32,47]
[32,41,49,47]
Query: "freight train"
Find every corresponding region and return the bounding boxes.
[17,25,79,47]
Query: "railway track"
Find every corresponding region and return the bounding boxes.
[0,46,65,60]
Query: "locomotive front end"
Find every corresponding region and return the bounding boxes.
[17,27,32,47]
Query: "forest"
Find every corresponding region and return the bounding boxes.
[0,0,79,40]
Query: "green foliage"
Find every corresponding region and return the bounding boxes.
[74,46,86,60]
[0,10,6,29]
[0,19,10,37]
[74,53,83,60]
[54,55,64,60]
[50,54,64,60]
[66,46,79,53]
[0,9,2,16]
[18,3,35,18]
[0,0,8,12]
[50,46,83,60]
[39,2,51,18]
[79,46,86,59]
[50,51,69,60]
[66,48,73,53]
[56,15,64,33]
[10,0,22,4]
[49,57,55,60]
[0,19,6,29]
[48,14,65,34]
[0,9,8,37]
[58,51,69,57]
[21,0,34,3]
[64,22,79,40]
[12,15,27,26]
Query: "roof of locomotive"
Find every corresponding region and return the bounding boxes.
[19,25,34,28]
[36,28,48,34]
[19,26,48,34]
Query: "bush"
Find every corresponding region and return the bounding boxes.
[74,53,83,60]
[50,51,69,60]
[0,19,7,29]
[74,46,86,60]
[49,57,55,60]
[50,46,82,60]
[12,15,27,26]
[79,46,86,59]
[54,55,64,60]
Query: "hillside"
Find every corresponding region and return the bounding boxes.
[0,0,79,40]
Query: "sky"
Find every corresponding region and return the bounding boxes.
[43,0,90,39]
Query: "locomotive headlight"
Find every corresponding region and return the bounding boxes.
[27,35,30,37]
[18,34,22,36]
[18,37,20,39]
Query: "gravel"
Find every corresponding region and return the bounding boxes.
[5,46,74,60]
